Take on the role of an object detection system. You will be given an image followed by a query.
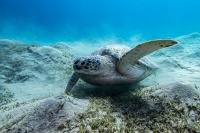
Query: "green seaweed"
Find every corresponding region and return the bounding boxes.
[62,89,200,132]
[0,85,15,107]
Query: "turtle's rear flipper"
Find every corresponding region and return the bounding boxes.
[65,72,79,93]
[118,40,178,76]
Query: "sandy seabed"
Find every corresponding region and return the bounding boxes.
[0,33,200,132]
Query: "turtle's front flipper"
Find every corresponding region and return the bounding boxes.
[65,72,79,93]
[118,40,178,75]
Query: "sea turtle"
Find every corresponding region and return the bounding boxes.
[65,40,178,93]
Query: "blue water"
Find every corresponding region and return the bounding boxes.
[0,0,200,44]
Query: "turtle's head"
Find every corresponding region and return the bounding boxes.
[73,55,104,75]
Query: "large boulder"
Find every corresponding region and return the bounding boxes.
[0,95,89,133]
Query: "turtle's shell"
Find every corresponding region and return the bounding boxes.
[91,45,130,61]
[91,45,154,69]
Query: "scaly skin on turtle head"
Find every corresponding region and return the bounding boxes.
[73,55,104,75]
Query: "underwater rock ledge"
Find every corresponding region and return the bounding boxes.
[0,39,73,84]
[0,39,75,104]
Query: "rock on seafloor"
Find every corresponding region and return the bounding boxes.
[0,95,89,132]
[143,81,200,105]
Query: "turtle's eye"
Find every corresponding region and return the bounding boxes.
[81,61,86,66]
[74,64,82,70]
